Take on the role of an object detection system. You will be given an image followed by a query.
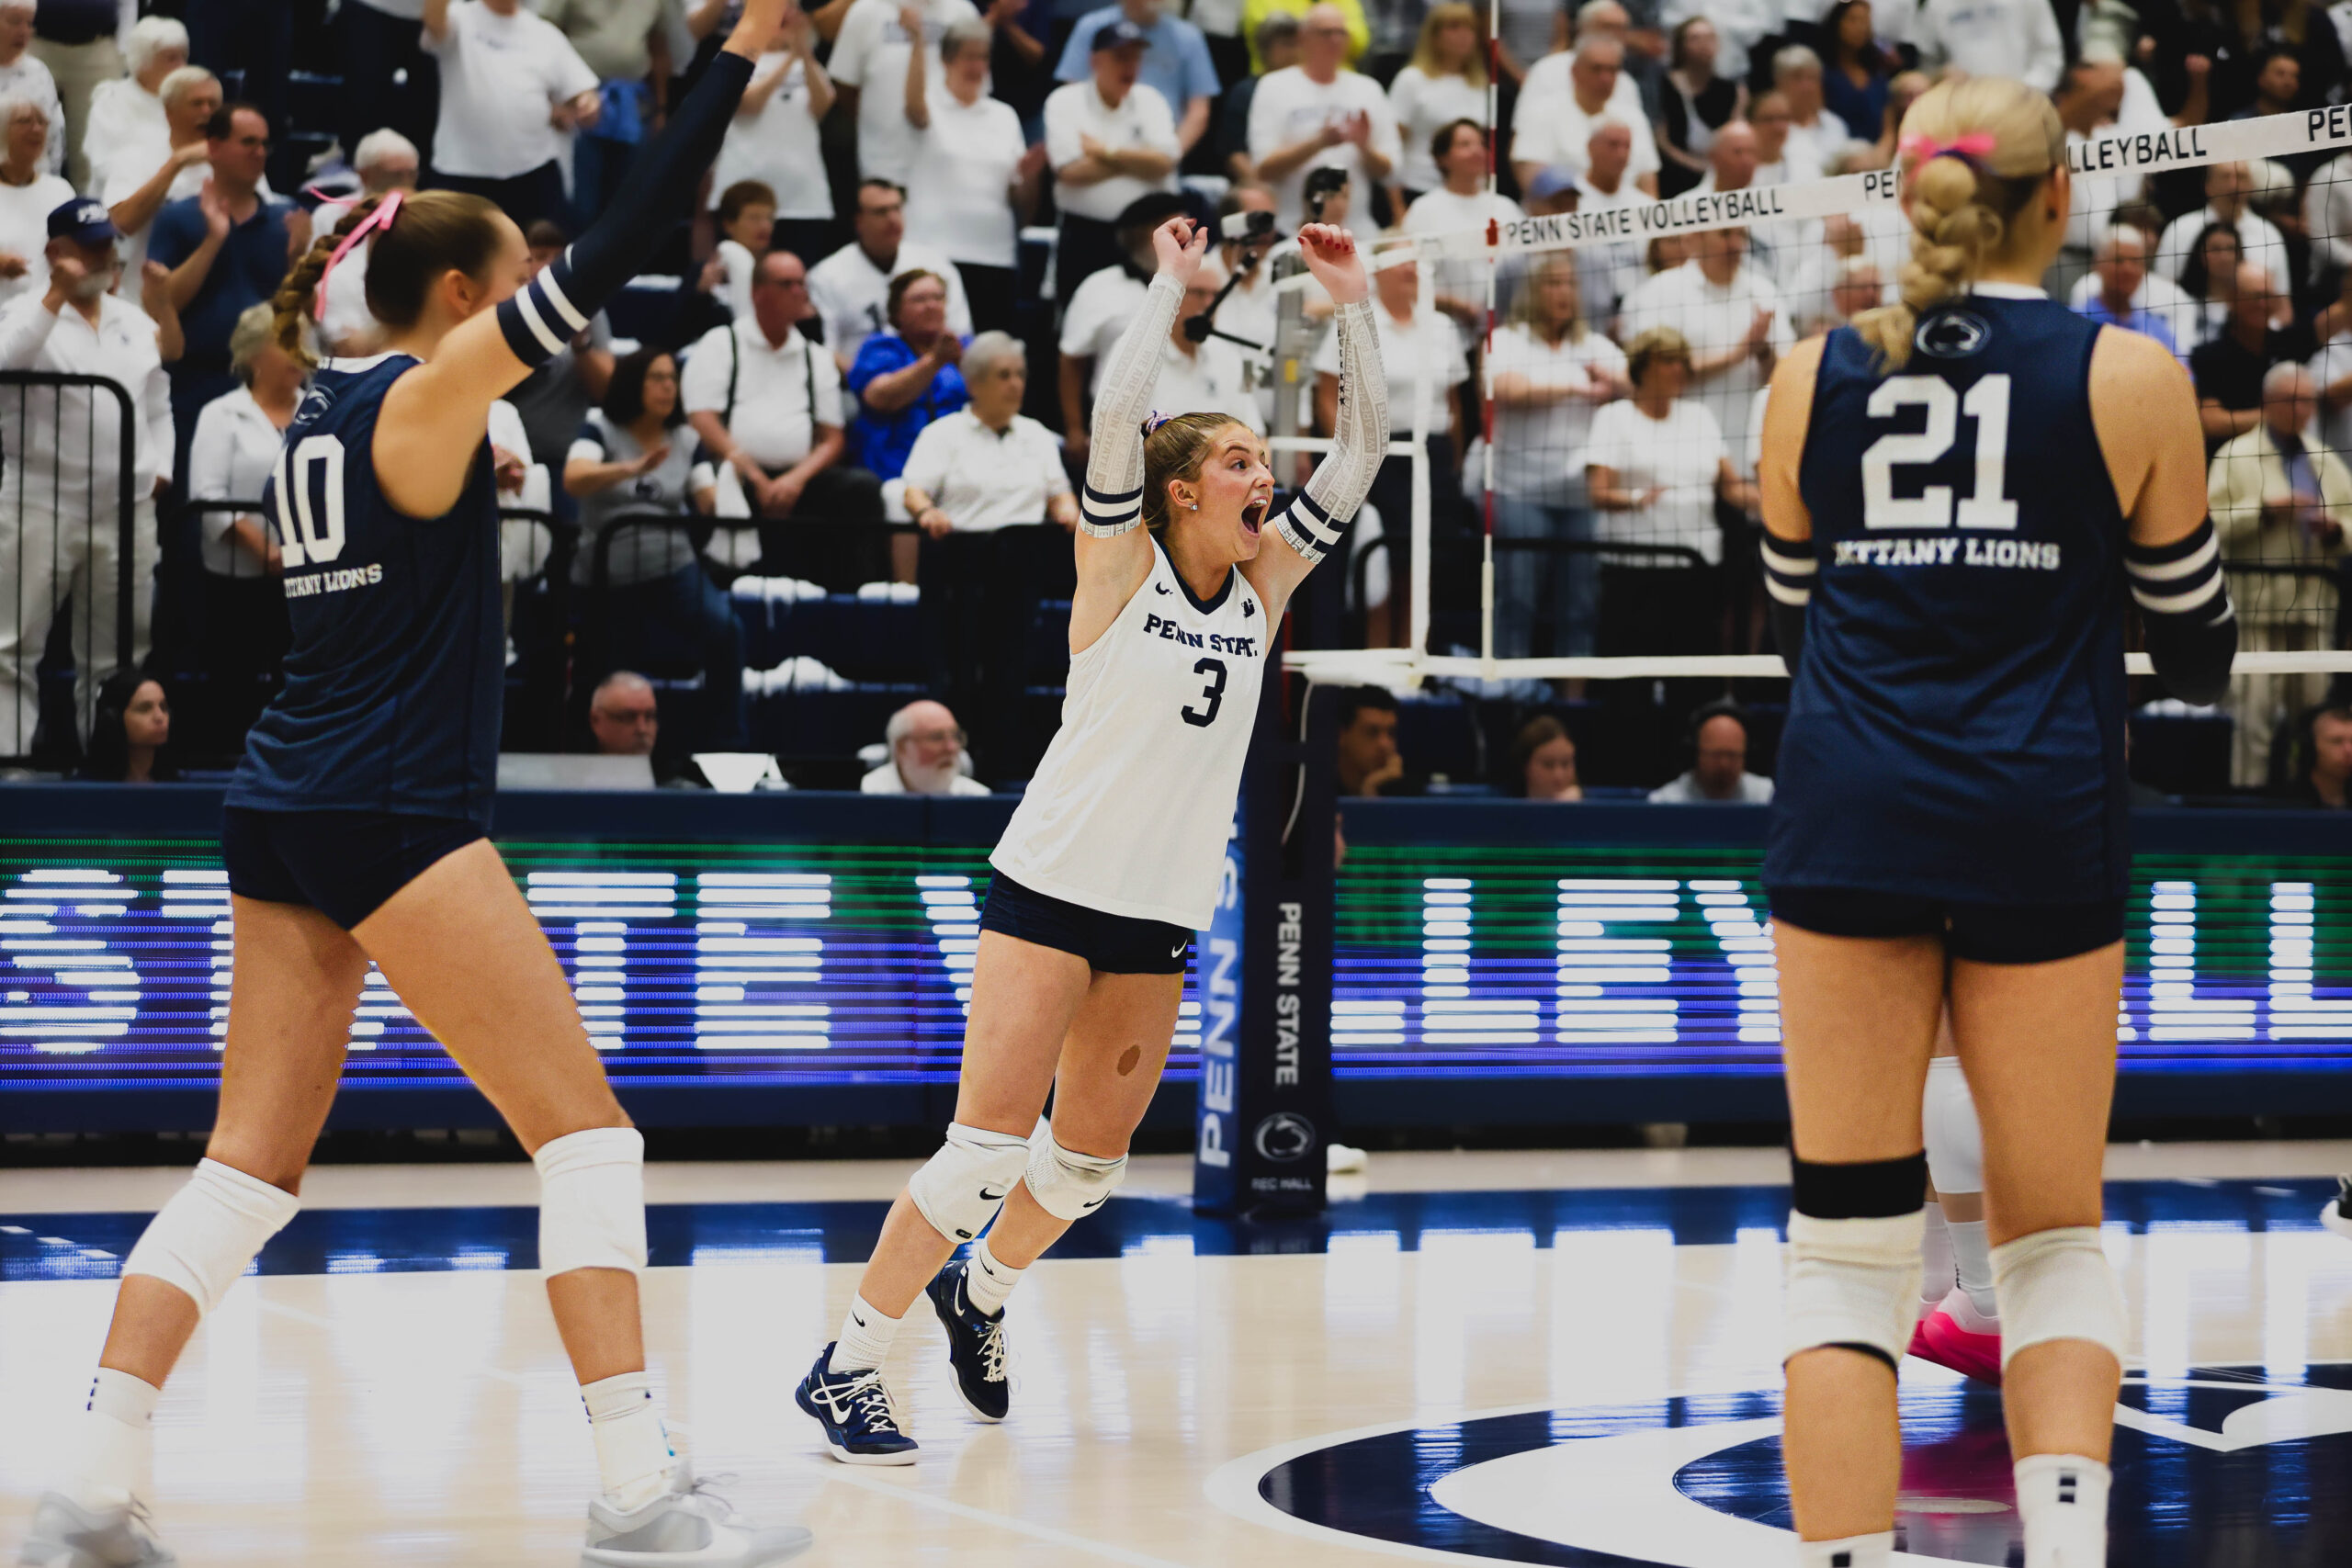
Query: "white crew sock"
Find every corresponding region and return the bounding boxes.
[829,1292,901,1374]
[1795,1530,1893,1566]
[1946,1216,1999,1320]
[65,1368,160,1510]
[582,1371,674,1514]
[1919,1201,1952,1315]
[965,1237,1023,1317]
[2014,1453,2109,1567]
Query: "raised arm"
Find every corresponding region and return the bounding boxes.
[358,0,785,521]
[1068,216,1207,648]
[1243,224,1382,616]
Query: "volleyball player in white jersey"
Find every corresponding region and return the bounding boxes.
[795,214,1385,1463]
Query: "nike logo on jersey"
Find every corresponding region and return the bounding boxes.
[979,1186,1007,1201]
[1082,1195,1108,1210]
[1170,941,1186,958]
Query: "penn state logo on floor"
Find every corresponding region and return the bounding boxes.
[1207,1363,2352,1564]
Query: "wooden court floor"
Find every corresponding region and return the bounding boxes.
[4,1145,2351,1567]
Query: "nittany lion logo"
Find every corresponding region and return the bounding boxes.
[1915,311,1990,359]
[1209,1363,2352,1564]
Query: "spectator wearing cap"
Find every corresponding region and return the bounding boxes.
[1055,0,1218,164]
[847,267,970,482]
[1649,703,1773,802]
[1057,190,1185,468]
[1248,3,1397,232]
[312,129,424,355]
[0,89,73,310]
[0,196,179,754]
[904,17,1045,337]
[187,300,298,745]
[419,0,601,230]
[707,9,835,271]
[865,699,991,795]
[147,101,297,485]
[824,0,985,188]
[1218,14,1297,183]
[1044,18,1179,310]
[808,178,976,372]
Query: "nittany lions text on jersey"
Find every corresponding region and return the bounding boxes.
[1765,286,2132,905]
[228,353,505,825]
[991,539,1269,931]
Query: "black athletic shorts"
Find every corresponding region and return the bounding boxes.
[979,871,1194,975]
[221,807,486,931]
[1768,886,2125,965]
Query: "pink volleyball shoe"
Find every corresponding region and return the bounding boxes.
[1915,1288,2004,1385]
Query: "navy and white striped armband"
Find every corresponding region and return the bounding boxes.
[1079,480,1142,537]
[495,254,593,369]
[2124,517,2232,624]
[1272,489,1347,565]
[1760,532,1816,607]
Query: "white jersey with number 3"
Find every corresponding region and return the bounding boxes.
[990,538,1269,931]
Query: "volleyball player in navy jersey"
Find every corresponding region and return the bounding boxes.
[1754,78,2235,1568]
[18,6,814,1566]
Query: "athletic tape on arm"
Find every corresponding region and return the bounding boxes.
[1080,272,1186,536]
[1272,296,1386,563]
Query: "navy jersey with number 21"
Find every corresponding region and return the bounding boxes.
[1765,288,2132,906]
[227,353,505,827]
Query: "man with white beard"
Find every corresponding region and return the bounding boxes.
[863,699,991,795]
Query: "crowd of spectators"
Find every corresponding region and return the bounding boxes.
[4,0,2352,804]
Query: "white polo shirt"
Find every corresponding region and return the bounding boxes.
[679,317,845,469]
[1044,78,1180,225]
[899,408,1071,532]
[828,0,984,186]
[1058,263,1149,394]
[711,53,833,220]
[806,237,975,367]
[1246,66,1401,232]
[907,90,1030,269]
[187,384,288,574]
[423,0,599,180]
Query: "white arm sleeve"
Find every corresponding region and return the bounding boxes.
[1079,270,1185,536]
[1272,296,1385,564]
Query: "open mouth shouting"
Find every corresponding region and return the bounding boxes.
[1242,495,1272,536]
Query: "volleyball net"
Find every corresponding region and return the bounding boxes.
[1278,99,2352,772]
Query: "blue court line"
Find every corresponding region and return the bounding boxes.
[0,1178,2336,1283]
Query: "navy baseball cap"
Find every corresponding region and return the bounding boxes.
[48,198,118,246]
[1092,17,1152,50]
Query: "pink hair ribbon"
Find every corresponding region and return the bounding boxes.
[1898,131,1997,167]
[313,189,402,322]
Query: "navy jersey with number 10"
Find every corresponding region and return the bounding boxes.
[227,353,505,827]
[1765,288,2132,906]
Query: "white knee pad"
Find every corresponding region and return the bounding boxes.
[1781,1210,1924,1369]
[121,1157,300,1318]
[535,1126,648,1277]
[1023,1126,1127,1223]
[1991,1225,2128,1371]
[906,1122,1032,1243]
[1922,1056,1985,1195]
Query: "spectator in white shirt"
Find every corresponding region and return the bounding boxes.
[1159,261,1263,432]
[703,180,775,326]
[1770,45,1849,180]
[2310,147,2352,296]
[1747,92,1796,185]
[1057,189,1182,467]
[420,0,601,229]
[2155,161,2292,302]
[0,91,72,310]
[1388,2,1488,200]
[97,63,216,297]
[683,249,888,589]
[709,11,836,268]
[1572,118,1648,331]
[1044,18,1179,310]
[1510,36,1660,195]
[907,17,1046,335]
[808,178,976,371]
[1248,4,1400,231]
[1618,223,1790,477]
[827,0,984,187]
[0,197,177,752]
[313,129,423,355]
[1909,0,2065,92]
[900,330,1077,776]
[187,301,297,743]
[29,0,131,191]
[865,698,993,794]
[1517,3,1653,137]
[1406,119,1524,342]
[82,16,185,200]
[0,2,62,176]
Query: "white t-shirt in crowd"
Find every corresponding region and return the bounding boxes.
[1059,263,1149,394]
[1043,79,1179,226]
[899,407,1072,532]
[1386,65,1487,194]
[81,77,161,197]
[715,237,757,323]
[1404,186,1523,344]
[1486,321,1626,506]
[1910,0,2064,92]
[679,317,845,468]
[1583,396,1730,565]
[711,54,833,220]
[2312,334,2352,459]
[806,237,975,367]
[1515,58,1650,156]
[1311,300,1466,436]
[187,384,288,575]
[1157,335,1263,433]
[908,90,1028,269]
[1619,259,1793,462]
[1246,66,1402,231]
[0,172,74,309]
[828,0,983,186]
[0,55,65,175]
[1510,92,1661,186]
[423,0,599,179]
